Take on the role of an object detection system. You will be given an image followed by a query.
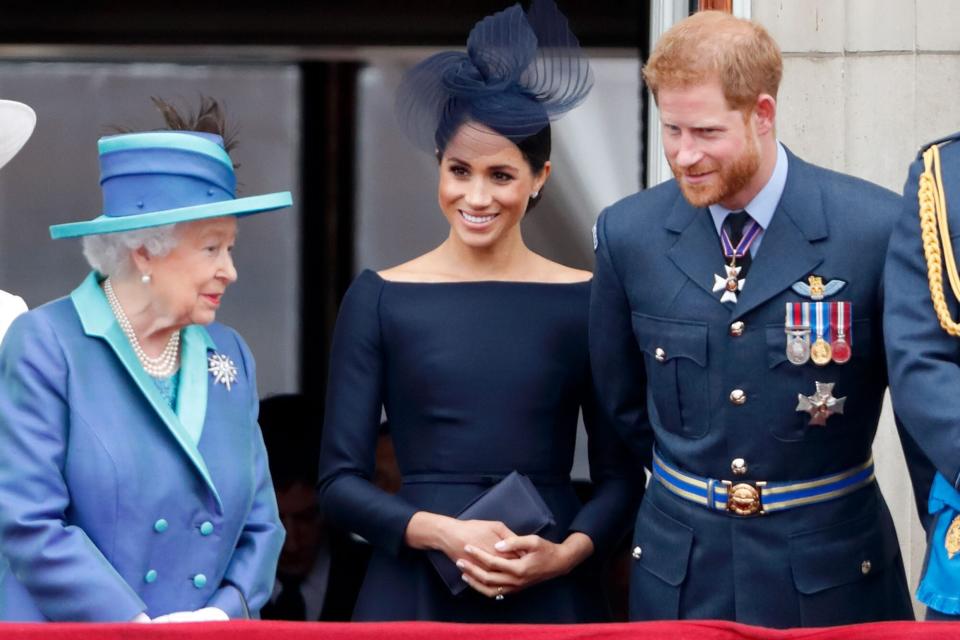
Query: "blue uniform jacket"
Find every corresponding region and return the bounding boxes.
[0,273,284,621]
[590,147,930,627]
[885,133,960,615]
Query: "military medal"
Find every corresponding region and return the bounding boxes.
[946,515,960,560]
[796,381,846,426]
[784,302,811,365]
[713,264,744,303]
[830,301,852,364]
[810,302,832,366]
[713,219,761,303]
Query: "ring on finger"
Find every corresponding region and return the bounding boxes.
[495,586,504,602]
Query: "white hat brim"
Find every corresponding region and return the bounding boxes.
[0,100,36,171]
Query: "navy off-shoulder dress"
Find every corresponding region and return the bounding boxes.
[318,269,640,622]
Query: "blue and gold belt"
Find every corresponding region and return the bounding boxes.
[652,450,875,516]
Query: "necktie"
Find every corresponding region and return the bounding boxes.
[724,210,754,279]
[262,574,307,621]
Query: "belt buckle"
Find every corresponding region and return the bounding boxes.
[722,480,767,516]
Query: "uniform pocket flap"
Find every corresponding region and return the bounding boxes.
[636,500,694,586]
[788,509,899,594]
[631,313,708,366]
[766,324,790,368]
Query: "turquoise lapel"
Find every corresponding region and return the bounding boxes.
[70,272,223,510]
[177,324,214,450]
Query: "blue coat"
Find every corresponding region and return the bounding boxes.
[590,147,929,627]
[0,272,284,621]
[885,133,960,615]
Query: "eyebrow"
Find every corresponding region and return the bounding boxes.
[446,157,519,173]
[662,120,726,130]
[200,229,238,243]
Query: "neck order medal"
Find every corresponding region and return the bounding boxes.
[714,218,761,304]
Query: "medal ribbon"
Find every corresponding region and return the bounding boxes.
[800,302,812,333]
[720,219,762,261]
[831,301,852,344]
[786,302,810,329]
[813,301,830,341]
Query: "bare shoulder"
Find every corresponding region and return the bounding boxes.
[378,253,448,283]
[531,256,592,284]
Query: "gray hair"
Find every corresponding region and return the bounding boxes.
[81,224,180,278]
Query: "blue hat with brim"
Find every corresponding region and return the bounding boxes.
[49,130,292,239]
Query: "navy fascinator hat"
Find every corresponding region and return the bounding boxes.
[395,0,593,154]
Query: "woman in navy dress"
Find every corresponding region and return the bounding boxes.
[318,0,640,622]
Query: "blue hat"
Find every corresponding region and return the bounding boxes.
[49,131,292,239]
[395,0,593,153]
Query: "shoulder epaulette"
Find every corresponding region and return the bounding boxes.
[918,131,960,159]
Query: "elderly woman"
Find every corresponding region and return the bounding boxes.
[0,100,289,622]
[0,98,34,340]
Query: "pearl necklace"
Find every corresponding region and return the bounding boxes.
[103,278,180,378]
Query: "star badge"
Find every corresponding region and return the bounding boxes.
[713,264,745,303]
[796,381,846,426]
[208,353,238,391]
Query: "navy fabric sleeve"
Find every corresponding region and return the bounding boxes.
[567,357,645,555]
[885,153,960,490]
[588,210,656,466]
[317,273,418,556]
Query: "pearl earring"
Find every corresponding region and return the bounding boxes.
[141,273,151,285]
[531,191,540,199]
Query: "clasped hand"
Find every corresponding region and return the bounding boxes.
[457,531,594,599]
[404,512,593,599]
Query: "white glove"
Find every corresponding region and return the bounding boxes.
[152,607,229,623]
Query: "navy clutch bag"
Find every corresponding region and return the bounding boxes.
[428,471,556,595]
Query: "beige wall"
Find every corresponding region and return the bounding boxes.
[751,0,960,615]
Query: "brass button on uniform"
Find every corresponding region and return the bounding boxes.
[729,321,745,337]
[731,458,748,476]
[729,389,747,405]
[654,347,666,363]
[632,546,642,560]
[861,560,872,575]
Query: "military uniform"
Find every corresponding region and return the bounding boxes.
[590,145,928,627]
[885,132,960,619]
